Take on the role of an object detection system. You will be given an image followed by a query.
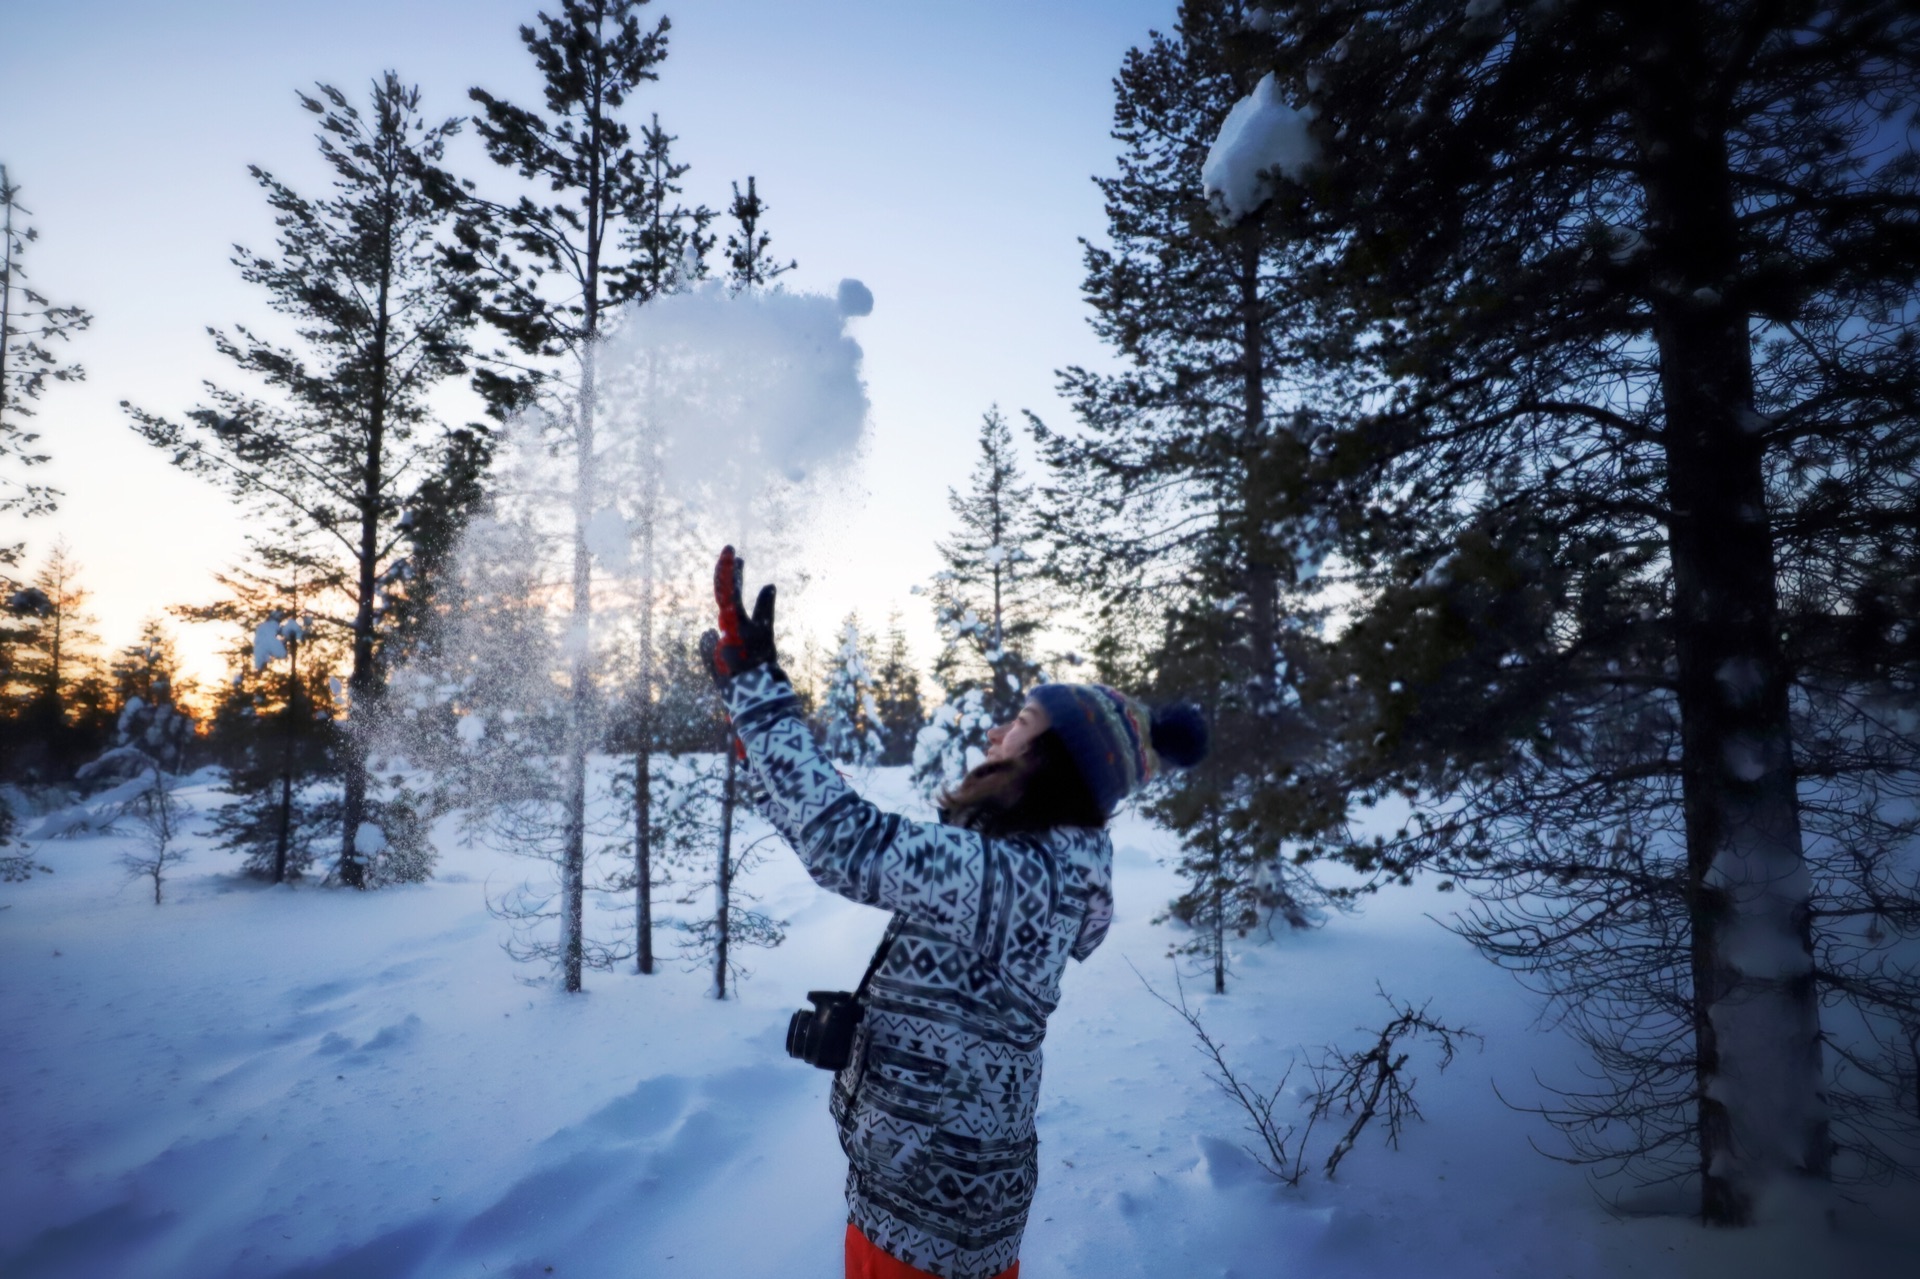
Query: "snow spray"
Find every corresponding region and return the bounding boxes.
[381,278,872,781]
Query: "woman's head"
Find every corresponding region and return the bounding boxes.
[1025,683,1209,819]
[941,701,1107,834]
[941,687,1210,833]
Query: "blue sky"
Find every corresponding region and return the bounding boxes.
[1,0,1183,688]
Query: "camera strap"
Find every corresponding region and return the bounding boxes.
[851,917,901,1004]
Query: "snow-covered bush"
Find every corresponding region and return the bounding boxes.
[911,689,993,806]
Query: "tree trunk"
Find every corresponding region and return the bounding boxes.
[1637,7,1827,1222]
[716,744,737,1000]
[1236,225,1279,711]
[0,167,13,422]
[559,119,607,993]
[1212,813,1227,995]
[337,176,397,892]
[272,634,300,886]
[561,338,596,994]
[635,348,661,975]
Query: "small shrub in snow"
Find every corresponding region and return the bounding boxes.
[1140,967,1477,1185]
[119,763,188,905]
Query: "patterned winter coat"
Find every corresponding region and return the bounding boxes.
[721,665,1115,1279]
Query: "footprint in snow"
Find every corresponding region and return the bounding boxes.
[312,1014,423,1059]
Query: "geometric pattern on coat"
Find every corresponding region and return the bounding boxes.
[721,665,1114,1279]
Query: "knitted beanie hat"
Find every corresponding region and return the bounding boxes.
[1026,683,1209,819]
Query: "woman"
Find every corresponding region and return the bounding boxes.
[702,547,1206,1279]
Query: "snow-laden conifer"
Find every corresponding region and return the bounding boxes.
[820,615,882,768]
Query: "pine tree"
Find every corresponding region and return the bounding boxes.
[820,614,882,767]
[626,115,717,298]
[125,74,479,889]
[871,610,926,767]
[930,408,1047,726]
[450,0,704,992]
[722,175,794,293]
[660,168,806,993]
[192,560,342,883]
[910,687,994,807]
[604,605,726,974]
[0,165,90,559]
[106,619,195,775]
[1221,0,1918,1216]
[662,746,786,999]
[4,539,106,779]
[380,425,493,672]
[1035,3,1347,970]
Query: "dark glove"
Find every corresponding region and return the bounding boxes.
[700,545,778,685]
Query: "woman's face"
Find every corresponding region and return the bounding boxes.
[984,700,1051,764]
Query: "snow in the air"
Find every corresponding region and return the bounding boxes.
[6,765,1915,1278]
[582,506,633,572]
[836,277,874,317]
[1202,72,1320,224]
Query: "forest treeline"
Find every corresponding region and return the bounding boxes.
[2,0,1916,1225]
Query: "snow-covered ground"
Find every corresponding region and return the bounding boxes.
[3,765,1915,1278]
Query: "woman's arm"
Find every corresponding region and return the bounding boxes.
[721,664,1060,954]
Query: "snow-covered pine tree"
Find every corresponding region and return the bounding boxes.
[1035,3,1348,968]
[1230,0,1920,1217]
[870,610,925,767]
[124,74,480,889]
[0,164,90,559]
[107,620,195,775]
[820,614,882,768]
[200,570,341,884]
[910,688,993,808]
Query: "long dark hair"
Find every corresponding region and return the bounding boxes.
[940,729,1106,835]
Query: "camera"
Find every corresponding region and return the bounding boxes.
[786,989,864,1070]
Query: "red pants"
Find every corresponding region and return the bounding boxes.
[844,1223,1019,1279]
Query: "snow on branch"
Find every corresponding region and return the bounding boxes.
[1202,72,1319,224]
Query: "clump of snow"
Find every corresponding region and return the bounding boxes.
[1602,225,1647,264]
[1202,72,1320,225]
[582,506,631,572]
[1244,6,1277,32]
[836,277,874,317]
[607,280,870,494]
[1722,734,1772,782]
[252,617,287,670]
[1714,656,1765,706]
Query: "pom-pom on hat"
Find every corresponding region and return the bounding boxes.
[1026,683,1209,819]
